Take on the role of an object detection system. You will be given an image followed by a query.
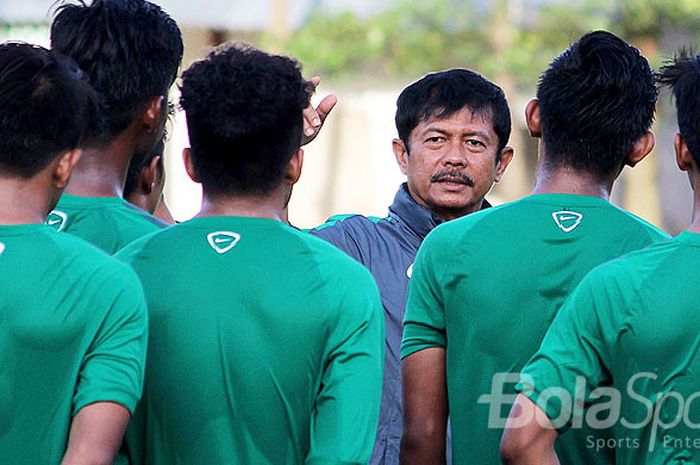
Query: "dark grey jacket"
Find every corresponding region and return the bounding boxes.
[310,183,489,465]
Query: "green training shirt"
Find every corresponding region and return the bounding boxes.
[116,216,385,465]
[401,193,669,465]
[0,223,147,464]
[518,231,700,464]
[47,193,167,254]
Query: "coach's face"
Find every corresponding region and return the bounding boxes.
[393,106,512,220]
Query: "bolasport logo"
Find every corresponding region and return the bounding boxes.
[477,372,700,453]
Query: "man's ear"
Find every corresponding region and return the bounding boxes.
[494,146,514,183]
[183,147,200,183]
[393,138,409,175]
[285,149,304,186]
[139,156,161,194]
[675,132,694,172]
[524,99,541,138]
[624,130,655,168]
[141,96,164,135]
[53,148,83,189]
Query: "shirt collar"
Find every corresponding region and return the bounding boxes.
[388,183,491,241]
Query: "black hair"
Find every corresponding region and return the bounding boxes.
[658,50,700,167]
[180,43,312,196]
[51,0,183,141]
[0,42,102,178]
[395,69,511,156]
[123,136,164,199]
[537,30,657,179]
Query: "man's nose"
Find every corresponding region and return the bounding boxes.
[442,140,468,167]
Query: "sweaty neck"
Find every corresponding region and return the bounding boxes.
[196,188,288,222]
[64,131,136,198]
[532,163,613,200]
[0,174,55,225]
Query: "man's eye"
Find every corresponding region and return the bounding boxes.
[466,139,486,148]
[426,137,445,143]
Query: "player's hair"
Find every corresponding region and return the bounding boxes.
[658,50,700,167]
[536,30,657,179]
[0,42,102,178]
[180,42,312,196]
[395,69,511,156]
[50,0,183,142]
[123,136,164,199]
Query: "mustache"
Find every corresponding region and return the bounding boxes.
[431,171,475,187]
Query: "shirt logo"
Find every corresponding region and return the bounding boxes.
[552,210,583,233]
[46,210,68,232]
[0,242,5,256]
[407,263,414,279]
[207,231,241,254]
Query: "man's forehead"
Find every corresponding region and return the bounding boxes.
[416,106,496,133]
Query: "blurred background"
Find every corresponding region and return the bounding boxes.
[2,0,699,233]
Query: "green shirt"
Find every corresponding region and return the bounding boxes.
[0,223,147,464]
[116,216,385,465]
[519,231,700,464]
[401,193,669,465]
[47,194,167,254]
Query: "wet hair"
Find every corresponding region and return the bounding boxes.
[180,43,312,196]
[537,30,657,179]
[51,0,183,141]
[0,42,102,177]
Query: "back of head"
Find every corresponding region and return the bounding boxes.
[395,69,511,153]
[0,42,101,178]
[50,0,183,141]
[180,43,312,196]
[658,51,700,167]
[537,30,657,179]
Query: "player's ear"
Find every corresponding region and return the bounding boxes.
[183,147,200,183]
[624,130,655,168]
[524,99,541,138]
[675,132,694,172]
[53,148,83,189]
[494,146,514,183]
[140,156,161,194]
[393,138,409,175]
[285,149,304,186]
[141,96,164,136]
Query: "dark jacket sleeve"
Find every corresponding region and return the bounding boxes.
[309,215,375,264]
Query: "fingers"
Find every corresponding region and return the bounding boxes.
[316,94,338,122]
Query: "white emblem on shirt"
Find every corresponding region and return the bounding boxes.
[552,210,583,233]
[46,210,68,232]
[407,263,414,279]
[0,242,5,256]
[207,231,241,254]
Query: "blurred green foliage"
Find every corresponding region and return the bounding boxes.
[282,0,700,91]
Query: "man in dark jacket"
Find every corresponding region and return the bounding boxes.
[310,69,514,465]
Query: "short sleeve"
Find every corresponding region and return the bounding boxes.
[72,266,148,416]
[516,267,622,432]
[401,228,450,359]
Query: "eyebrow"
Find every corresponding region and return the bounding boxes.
[422,127,492,139]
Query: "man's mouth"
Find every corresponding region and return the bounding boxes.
[431,172,475,187]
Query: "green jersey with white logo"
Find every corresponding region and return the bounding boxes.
[519,231,700,464]
[47,194,167,254]
[0,223,147,464]
[401,193,669,465]
[116,216,385,465]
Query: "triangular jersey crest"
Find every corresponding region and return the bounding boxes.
[46,210,68,232]
[207,231,241,254]
[552,210,583,233]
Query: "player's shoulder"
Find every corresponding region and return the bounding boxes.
[423,201,513,247]
[605,204,670,242]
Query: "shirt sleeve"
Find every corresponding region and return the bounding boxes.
[516,265,623,432]
[306,266,385,465]
[401,228,449,359]
[72,265,148,416]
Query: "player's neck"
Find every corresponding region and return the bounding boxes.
[196,191,286,222]
[532,165,611,200]
[688,189,700,233]
[64,135,135,198]
[0,176,53,225]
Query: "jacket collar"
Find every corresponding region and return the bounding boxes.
[388,183,491,241]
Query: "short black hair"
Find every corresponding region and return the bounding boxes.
[0,42,102,178]
[658,50,700,167]
[180,43,312,196]
[537,30,657,179]
[123,137,164,199]
[395,69,511,155]
[51,0,183,141]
